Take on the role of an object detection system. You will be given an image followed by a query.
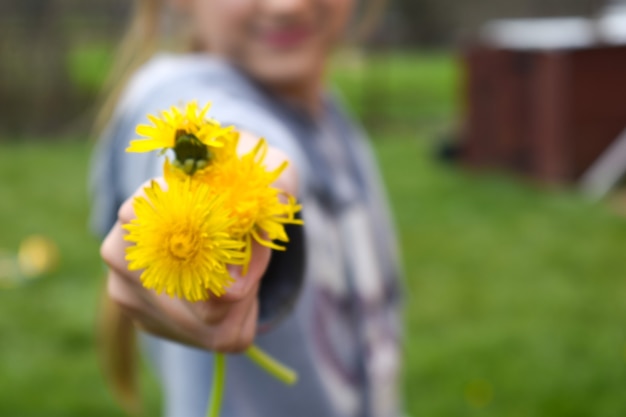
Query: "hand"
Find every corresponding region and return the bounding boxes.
[100,133,298,353]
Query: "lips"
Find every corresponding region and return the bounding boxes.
[260,26,313,49]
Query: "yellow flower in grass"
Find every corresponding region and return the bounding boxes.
[123,178,246,301]
[127,101,233,155]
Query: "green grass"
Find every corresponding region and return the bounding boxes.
[0,141,160,417]
[2,138,626,416]
[331,51,459,132]
[375,137,626,416]
[2,53,626,415]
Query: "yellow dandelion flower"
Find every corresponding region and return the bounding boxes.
[199,139,303,253]
[163,130,240,183]
[123,102,302,405]
[127,101,233,155]
[209,130,240,165]
[123,178,246,301]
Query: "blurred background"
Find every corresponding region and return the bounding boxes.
[2,0,626,416]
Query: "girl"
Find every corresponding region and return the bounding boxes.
[92,1,402,416]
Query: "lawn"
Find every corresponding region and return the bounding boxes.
[1,53,626,416]
[0,141,160,416]
[380,137,626,416]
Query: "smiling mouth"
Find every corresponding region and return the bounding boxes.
[260,25,314,49]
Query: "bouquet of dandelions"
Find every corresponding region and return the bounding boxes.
[123,101,302,417]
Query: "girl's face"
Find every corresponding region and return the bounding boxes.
[181,0,354,88]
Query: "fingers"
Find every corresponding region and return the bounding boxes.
[107,266,219,349]
[101,135,288,353]
[236,297,259,351]
[183,239,268,334]
[101,221,142,283]
[159,237,267,352]
[220,239,271,302]
[107,268,195,345]
[107,253,259,353]
[102,204,264,354]
[101,178,168,283]
[191,283,260,353]
[101,179,153,282]
[187,275,260,327]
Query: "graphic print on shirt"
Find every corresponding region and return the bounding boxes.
[308,198,400,417]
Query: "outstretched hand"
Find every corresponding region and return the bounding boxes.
[101,132,297,352]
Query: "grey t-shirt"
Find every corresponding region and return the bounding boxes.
[90,53,402,417]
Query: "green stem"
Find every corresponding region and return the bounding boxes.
[207,353,226,417]
[245,345,298,385]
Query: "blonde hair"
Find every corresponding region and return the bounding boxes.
[96,4,166,412]
[98,290,141,415]
[97,0,388,414]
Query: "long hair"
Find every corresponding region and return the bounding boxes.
[97,0,387,414]
[98,289,141,415]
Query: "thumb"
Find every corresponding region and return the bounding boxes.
[220,239,271,302]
